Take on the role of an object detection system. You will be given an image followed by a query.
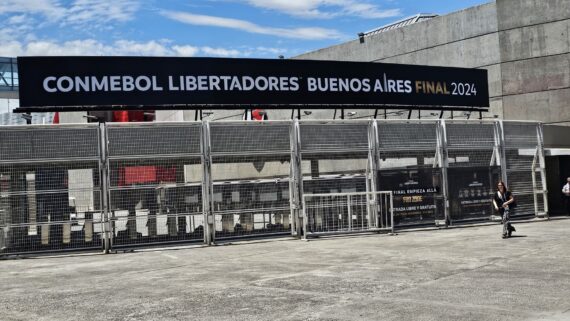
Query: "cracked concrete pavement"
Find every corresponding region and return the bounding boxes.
[1,218,569,321]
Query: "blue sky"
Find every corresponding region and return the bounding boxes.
[0,0,489,58]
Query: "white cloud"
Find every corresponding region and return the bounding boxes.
[255,46,287,55]
[243,0,401,19]
[162,11,345,40]
[112,40,173,56]
[0,41,26,57]
[172,45,200,57]
[0,0,65,21]
[200,46,241,57]
[344,3,400,19]
[236,46,288,58]
[0,39,265,58]
[7,14,30,25]
[0,0,139,28]
[64,0,139,26]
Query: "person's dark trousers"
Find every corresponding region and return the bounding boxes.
[566,196,570,216]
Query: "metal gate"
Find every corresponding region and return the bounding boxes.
[303,191,393,238]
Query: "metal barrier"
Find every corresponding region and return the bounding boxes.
[208,121,293,241]
[297,120,372,234]
[303,191,393,238]
[444,121,500,223]
[105,122,204,248]
[0,124,104,255]
[502,122,547,218]
[0,119,549,256]
[376,120,445,227]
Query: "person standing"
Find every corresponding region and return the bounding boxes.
[562,177,570,216]
[493,181,516,239]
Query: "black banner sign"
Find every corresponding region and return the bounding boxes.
[16,56,489,112]
[448,166,501,220]
[378,168,443,225]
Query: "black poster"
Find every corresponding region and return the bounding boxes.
[447,166,501,220]
[378,168,442,225]
[16,56,489,112]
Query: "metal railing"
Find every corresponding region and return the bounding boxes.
[303,191,394,238]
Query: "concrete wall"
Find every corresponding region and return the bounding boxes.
[496,0,570,123]
[544,125,570,148]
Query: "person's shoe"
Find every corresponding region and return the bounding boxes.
[507,225,515,237]
[502,234,508,239]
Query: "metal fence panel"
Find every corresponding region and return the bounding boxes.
[0,125,99,161]
[446,121,496,167]
[0,119,549,256]
[303,191,393,237]
[376,120,444,227]
[107,124,201,157]
[445,121,498,222]
[106,123,204,248]
[299,121,370,198]
[503,122,545,217]
[377,121,438,152]
[209,121,292,240]
[300,121,370,153]
[0,125,103,255]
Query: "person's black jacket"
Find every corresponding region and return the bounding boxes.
[493,191,514,215]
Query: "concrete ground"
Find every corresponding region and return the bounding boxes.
[1,218,569,321]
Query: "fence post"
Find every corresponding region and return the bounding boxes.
[536,122,549,218]
[496,120,508,185]
[438,120,450,226]
[290,119,304,238]
[368,120,381,228]
[389,191,395,234]
[98,123,111,253]
[492,121,501,169]
[201,120,215,245]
